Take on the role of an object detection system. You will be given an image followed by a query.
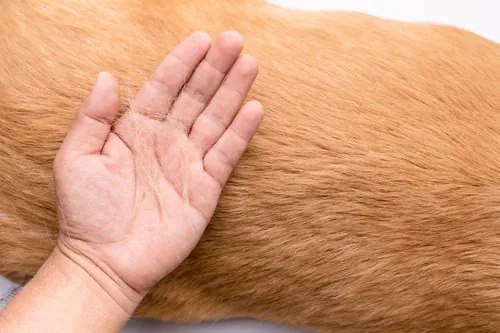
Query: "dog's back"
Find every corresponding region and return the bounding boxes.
[1,1,500,332]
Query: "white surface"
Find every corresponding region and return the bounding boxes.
[1,1,499,332]
[0,276,17,299]
[123,318,308,333]
[270,0,500,43]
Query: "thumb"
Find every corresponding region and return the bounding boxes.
[61,72,120,156]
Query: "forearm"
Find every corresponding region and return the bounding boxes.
[0,247,141,333]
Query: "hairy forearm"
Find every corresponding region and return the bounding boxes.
[0,247,141,333]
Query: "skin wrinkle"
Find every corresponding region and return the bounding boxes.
[1,1,500,332]
[138,80,175,120]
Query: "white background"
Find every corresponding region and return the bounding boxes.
[1,1,499,332]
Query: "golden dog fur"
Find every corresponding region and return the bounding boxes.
[1,1,499,332]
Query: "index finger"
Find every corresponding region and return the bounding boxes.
[133,31,212,120]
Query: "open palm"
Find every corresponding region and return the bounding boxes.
[53,31,263,296]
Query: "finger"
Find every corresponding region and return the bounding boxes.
[132,31,212,120]
[60,72,120,157]
[204,100,263,187]
[167,31,244,132]
[189,54,259,155]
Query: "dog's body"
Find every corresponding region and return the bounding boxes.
[1,1,500,332]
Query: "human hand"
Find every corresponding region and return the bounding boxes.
[52,31,263,311]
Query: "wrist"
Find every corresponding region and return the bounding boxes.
[0,245,141,333]
[54,241,144,315]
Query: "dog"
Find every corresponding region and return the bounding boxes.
[1,1,499,332]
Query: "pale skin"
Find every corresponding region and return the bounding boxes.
[0,30,263,332]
